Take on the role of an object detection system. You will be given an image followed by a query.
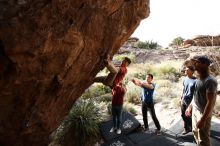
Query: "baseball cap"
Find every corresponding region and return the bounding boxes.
[191,56,211,66]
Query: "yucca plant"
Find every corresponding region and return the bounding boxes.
[56,99,104,146]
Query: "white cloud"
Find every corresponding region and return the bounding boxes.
[132,0,220,47]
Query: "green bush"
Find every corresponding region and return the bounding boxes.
[136,41,148,49]
[56,99,104,146]
[113,53,136,63]
[96,93,112,103]
[159,66,176,75]
[81,84,111,100]
[133,72,147,80]
[136,40,159,50]
[157,66,180,81]
[169,37,184,47]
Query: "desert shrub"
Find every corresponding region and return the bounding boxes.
[157,66,180,80]
[128,61,182,82]
[154,64,181,82]
[154,80,182,106]
[159,66,177,75]
[81,84,111,100]
[169,37,184,47]
[133,72,146,80]
[127,63,155,80]
[107,102,137,116]
[113,53,136,63]
[95,93,112,103]
[136,40,159,50]
[156,87,179,99]
[156,80,172,88]
[123,102,137,115]
[136,41,148,49]
[125,61,183,109]
[56,99,105,146]
[126,82,141,104]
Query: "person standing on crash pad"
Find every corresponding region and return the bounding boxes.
[132,74,161,135]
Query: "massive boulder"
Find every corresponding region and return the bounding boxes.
[183,35,220,47]
[0,0,150,146]
[181,47,220,75]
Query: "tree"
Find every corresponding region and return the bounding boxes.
[169,37,184,47]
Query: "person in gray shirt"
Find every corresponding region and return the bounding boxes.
[185,56,218,146]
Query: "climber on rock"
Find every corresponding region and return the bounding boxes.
[93,55,131,88]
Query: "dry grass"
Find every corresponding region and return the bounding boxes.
[125,60,184,109]
[127,60,182,80]
[123,102,137,115]
[125,81,141,104]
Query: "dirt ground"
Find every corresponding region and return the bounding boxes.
[133,102,220,131]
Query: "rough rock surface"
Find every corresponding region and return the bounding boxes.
[183,35,220,46]
[174,46,220,75]
[0,0,150,146]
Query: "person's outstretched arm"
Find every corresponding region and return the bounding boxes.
[131,79,142,87]
[141,82,154,89]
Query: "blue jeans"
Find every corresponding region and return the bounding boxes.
[112,105,122,129]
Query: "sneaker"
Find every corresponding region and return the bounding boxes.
[143,128,149,131]
[155,129,161,136]
[110,127,116,133]
[116,129,121,134]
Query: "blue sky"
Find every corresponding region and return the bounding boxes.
[132,0,220,47]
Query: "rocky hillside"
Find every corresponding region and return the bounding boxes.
[0,1,150,146]
[118,45,220,75]
[183,35,220,46]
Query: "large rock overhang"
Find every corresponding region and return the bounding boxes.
[0,0,150,145]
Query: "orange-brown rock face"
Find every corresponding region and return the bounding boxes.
[183,35,220,46]
[0,0,150,145]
